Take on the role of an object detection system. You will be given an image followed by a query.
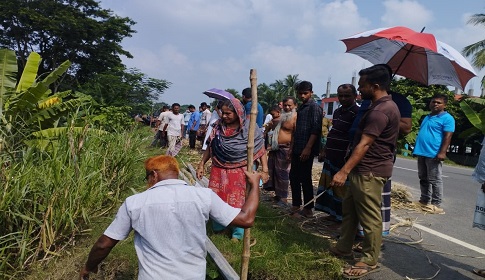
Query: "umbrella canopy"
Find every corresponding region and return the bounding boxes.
[203,88,234,100]
[341,26,477,90]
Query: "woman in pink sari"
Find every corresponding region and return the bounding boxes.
[197,98,268,240]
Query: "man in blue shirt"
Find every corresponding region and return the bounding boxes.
[413,93,455,214]
[242,88,264,128]
[187,105,200,149]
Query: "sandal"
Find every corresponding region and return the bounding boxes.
[342,262,381,279]
[329,246,354,260]
[353,242,385,253]
[473,268,485,278]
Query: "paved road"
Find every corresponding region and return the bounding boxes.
[369,157,485,280]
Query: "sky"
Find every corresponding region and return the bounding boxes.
[99,0,485,106]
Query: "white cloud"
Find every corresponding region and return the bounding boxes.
[317,0,371,37]
[381,0,433,30]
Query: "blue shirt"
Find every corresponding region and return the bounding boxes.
[413,111,455,158]
[188,111,201,131]
[244,101,264,128]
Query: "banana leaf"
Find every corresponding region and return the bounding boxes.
[0,49,17,118]
[16,52,41,93]
[460,99,485,133]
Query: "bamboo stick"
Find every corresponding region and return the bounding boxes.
[240,69,258,280]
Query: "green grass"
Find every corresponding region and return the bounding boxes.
[207,204,343,280]
[19,128,345,279]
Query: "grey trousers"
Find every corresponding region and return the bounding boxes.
[417,156,443,205]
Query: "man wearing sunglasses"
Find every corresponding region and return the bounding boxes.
[80,155,261,279]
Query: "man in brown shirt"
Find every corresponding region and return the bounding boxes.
[329,65,400,278]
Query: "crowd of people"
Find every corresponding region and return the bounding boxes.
[79,64,485,280]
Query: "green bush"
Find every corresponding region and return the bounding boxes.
[0,127,147,278]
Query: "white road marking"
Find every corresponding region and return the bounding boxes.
[394,166,448,178]
[392,215,485,255]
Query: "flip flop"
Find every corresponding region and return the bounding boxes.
[473,268,485,278]
[342,263,381,279]
[353,242,385,253]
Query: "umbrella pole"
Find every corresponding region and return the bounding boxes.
[392,27,426,79]
[241,69,258,280]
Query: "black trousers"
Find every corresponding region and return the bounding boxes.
[289,155,315,209]
[189,130,197,148]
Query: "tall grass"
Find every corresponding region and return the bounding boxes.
[0,126,148,278]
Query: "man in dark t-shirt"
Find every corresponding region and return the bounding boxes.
[329,65,400,278]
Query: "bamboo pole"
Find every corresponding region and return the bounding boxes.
[240,69,258,280]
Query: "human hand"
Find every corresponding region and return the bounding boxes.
[244,170,261,188]
[300,147,311,161]
[435,152,446,161]
[329,171,348,188]
[318,150,326,162]
[261,171,269,184]
[196,164,204,180]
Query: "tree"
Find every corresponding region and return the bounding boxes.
[0,0,136,87]
[78,68,171,115]
[462,13,485,86]
[391,78,473,154]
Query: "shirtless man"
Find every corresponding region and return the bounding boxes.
[264,96,297,204]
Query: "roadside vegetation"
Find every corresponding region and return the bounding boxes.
[1,1,485,278]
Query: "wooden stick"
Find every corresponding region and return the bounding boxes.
[240,69,258,280]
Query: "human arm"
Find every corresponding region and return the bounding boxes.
[300,134,319,161]
[301,105,323,161]
[435,132,453,161]
[399,118,412,136]
[330,134,376,187]
[259,151,269,183]
[197,148,211,179]
[79,235,119,279]
[318,146,326,162]
[229,170,261,228]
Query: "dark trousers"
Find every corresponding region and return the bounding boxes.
[189,130,197,148]
[290,155,315,209]
[151,130,167,147]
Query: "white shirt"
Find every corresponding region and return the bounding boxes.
[104,179,240,280]
[166,112,184,136]
[200,109,212,125]
[157,111,171,131]
[264,114,273,125]
[202,110,221,150]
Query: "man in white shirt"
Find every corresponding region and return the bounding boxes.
[149,105,170,148]
[164,103,185,157]
[202,101,222,151]
[197,102,212,146]
[79,155,261,280]
[183,108,193,139]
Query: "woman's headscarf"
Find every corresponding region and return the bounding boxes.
[209,98,265,168]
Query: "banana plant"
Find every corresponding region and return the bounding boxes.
[459,98,485,139]
[0,49,94,152]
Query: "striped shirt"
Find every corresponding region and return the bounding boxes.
[325,103,359,168]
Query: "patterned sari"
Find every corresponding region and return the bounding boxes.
[207,98,265,207]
